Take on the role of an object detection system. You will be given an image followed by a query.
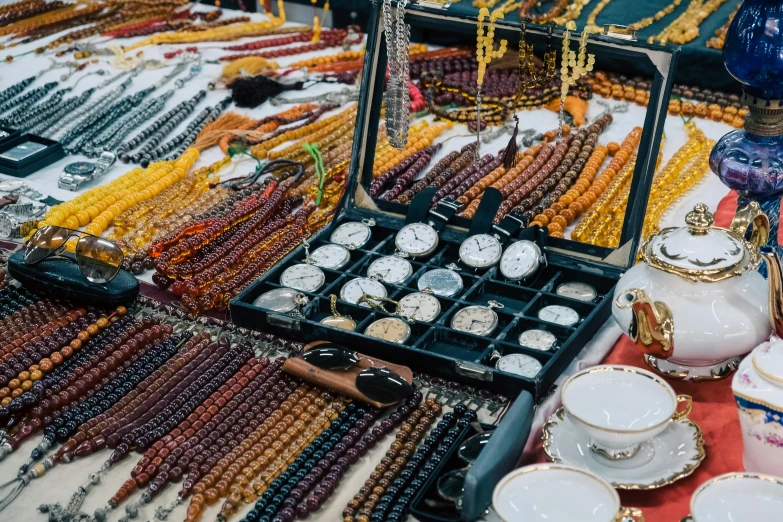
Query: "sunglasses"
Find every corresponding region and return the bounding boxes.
[436,430,493,506]
[25,225,124,284]
[300,345,414,404]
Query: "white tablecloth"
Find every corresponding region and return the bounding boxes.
[0,4,738,521]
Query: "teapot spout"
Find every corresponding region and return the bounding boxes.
[615,288,674,359]
[760,246,783,338]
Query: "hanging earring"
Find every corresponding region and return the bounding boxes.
[558,21,594,138]
[475,7,508,161]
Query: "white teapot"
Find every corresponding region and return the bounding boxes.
[613,202,771,381]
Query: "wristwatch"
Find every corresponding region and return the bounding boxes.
[0,202,46,238]
[59,151,117,191]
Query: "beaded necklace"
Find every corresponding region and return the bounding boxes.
[395,144,476,205]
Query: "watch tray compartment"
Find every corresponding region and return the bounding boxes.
[231,214,617,399]
[0,133,65,177]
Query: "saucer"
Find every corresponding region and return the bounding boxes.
[543,407,705,489]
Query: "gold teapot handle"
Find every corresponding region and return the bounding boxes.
[671,394,692,422]
[730,201,769,251]
[617,507,645,521]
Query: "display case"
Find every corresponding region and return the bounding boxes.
[231,0,679,400]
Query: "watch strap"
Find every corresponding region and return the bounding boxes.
[426,198,461,232]
[404,187,437,226]
[468,187,503,237]
[493,211,527,244]
[0,194,19,210]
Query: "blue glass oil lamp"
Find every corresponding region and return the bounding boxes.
[710,0,783,274]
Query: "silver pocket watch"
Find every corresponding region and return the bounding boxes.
[252,288,309,316]
[499,240,545,282]
[418,265,463,297]
[450,300,504,336]
[330,218,375,249]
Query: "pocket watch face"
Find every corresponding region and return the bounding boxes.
[398,292,441,322]
[330,221,372,249]
[417,268,463,297]
[367,255,413,284]
[450,306,498,336]
[496,353,542,378]
[320,315,357,331]
[499,240,542,281]
[459,234,503,269]
[309,244,351,270]
[518,328,557,351]
[364,317,411,343]
[340,277,387,306]
[280,264,325,293]
[252,288,301,313]
[395,223,439,257]
[555,281,598,302]
[537,305,580,327]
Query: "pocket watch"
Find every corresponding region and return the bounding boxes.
[320,294,357,331]
[518,328,557,351]
[307,242,351,270]
[252,288,309,315]
[450,300,504,336]
[418,267,463,297]
[398,292,441,322]
[364,316,412,344]
[459,233,503,269]
[394,222,440,258]
[367,255,413,284]
[494,353,542,378]
[499,240,545,281]
[537,304,580,327]
[340,277,387,306]
[330,219,375,249]
[555,281,597,302]
[279,263,326,293]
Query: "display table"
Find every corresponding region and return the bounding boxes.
[0,3,760,521]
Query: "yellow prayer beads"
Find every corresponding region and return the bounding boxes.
[34,149,200,242]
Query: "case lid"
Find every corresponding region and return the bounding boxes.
[342,0,680,273]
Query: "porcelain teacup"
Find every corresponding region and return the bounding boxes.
[561,365,692,461]
[493,463,645,522]
[682,472,783,521]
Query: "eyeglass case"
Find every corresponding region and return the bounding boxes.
[409,391,534,521]
[8,250,139,305]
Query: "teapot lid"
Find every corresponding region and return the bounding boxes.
[642,204,760,283]
[753,339,783,385]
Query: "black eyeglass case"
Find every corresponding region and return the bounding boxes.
[8,250,139,305]
[409,391,534,521]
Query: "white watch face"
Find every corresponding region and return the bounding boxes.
[395,223,439,257]
[459,234,502,269]
[496,353,542,378]
[252,288,301,312]
[309,244,351,270]
[556,282,598,302]
[518,329,557,351]
[417,269,463,297]
[367,255,413,284]
[451,306,498,336]
[398,292,441,322]
[364,317,411,343]
[340,277,387,307]
[280,264,325,293]
[330,221,372,249]
[537,305,580,327]
[499,240,542,281]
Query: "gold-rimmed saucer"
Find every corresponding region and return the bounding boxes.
[543,407,705,490]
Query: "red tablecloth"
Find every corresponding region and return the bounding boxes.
[532,190,765,521]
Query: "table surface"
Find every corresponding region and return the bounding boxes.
[0,4,744,522]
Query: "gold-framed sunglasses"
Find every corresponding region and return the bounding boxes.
[24,225,124,284]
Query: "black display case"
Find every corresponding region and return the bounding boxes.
[231,0,679,400]
[0,133,64,177]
